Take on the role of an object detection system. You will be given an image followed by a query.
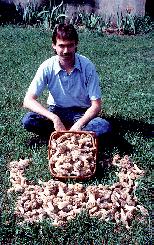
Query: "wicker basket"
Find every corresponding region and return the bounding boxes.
[48,131,97,180]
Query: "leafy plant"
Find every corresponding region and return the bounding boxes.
[37,0,66,29]
[118,11,152,35]
[87,13,102,30]
[116,8,123,33]
[16,0,39,25]
[121,8,136,35]
[134,15,153,34]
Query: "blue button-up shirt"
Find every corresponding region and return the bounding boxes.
[26,53,102,108]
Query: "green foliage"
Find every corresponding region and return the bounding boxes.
[37,0,66,29]
[116,10,153,35]
[14,0,66,28]
[134,15,153,34]
[79,13,101,30]
[122,10,136,35]
[15,0,39,25]
[73,10,152,36]
[23,0,38,25]
[0,26,152,244]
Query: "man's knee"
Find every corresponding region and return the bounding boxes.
[83,117,111,136]
[100,118,112,133]
[21,112,36,129]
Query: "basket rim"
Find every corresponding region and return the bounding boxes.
[48,130,96,142]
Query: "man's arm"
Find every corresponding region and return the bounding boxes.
[69,99,102,131]
[23,93,66,131]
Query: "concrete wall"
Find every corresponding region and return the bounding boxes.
[64,0,146,24]
[97,0,146,16]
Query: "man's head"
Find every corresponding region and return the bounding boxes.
[52,24,78,64]
[52,23,78,45]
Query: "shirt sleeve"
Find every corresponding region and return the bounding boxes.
[26,63,48,97]
[86,63,102,100]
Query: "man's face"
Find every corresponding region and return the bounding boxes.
[52,38,77,63]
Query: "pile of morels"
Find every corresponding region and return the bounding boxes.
[7,155,148,229]
[49,133,96,177]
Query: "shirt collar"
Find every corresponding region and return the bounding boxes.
[54,53,81,75]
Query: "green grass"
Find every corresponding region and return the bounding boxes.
[0,26,152,244]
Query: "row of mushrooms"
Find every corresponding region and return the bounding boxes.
[7,155,148,229]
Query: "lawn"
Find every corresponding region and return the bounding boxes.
[0,26,152,244]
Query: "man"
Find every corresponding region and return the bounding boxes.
[22,24,111,141]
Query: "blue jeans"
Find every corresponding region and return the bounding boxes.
[21,106,111,137]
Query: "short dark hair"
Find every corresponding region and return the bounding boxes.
[52,23,78,45]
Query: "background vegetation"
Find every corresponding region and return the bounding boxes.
[0,0,153,35]
[0,24,152,244]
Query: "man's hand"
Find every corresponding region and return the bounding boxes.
[69,120,83,131]
[52,115,66,131]
[69,99,102,132]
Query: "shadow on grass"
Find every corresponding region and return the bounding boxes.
[108,116,152,137]
[98,115,152,156]
[95,115,152,180]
